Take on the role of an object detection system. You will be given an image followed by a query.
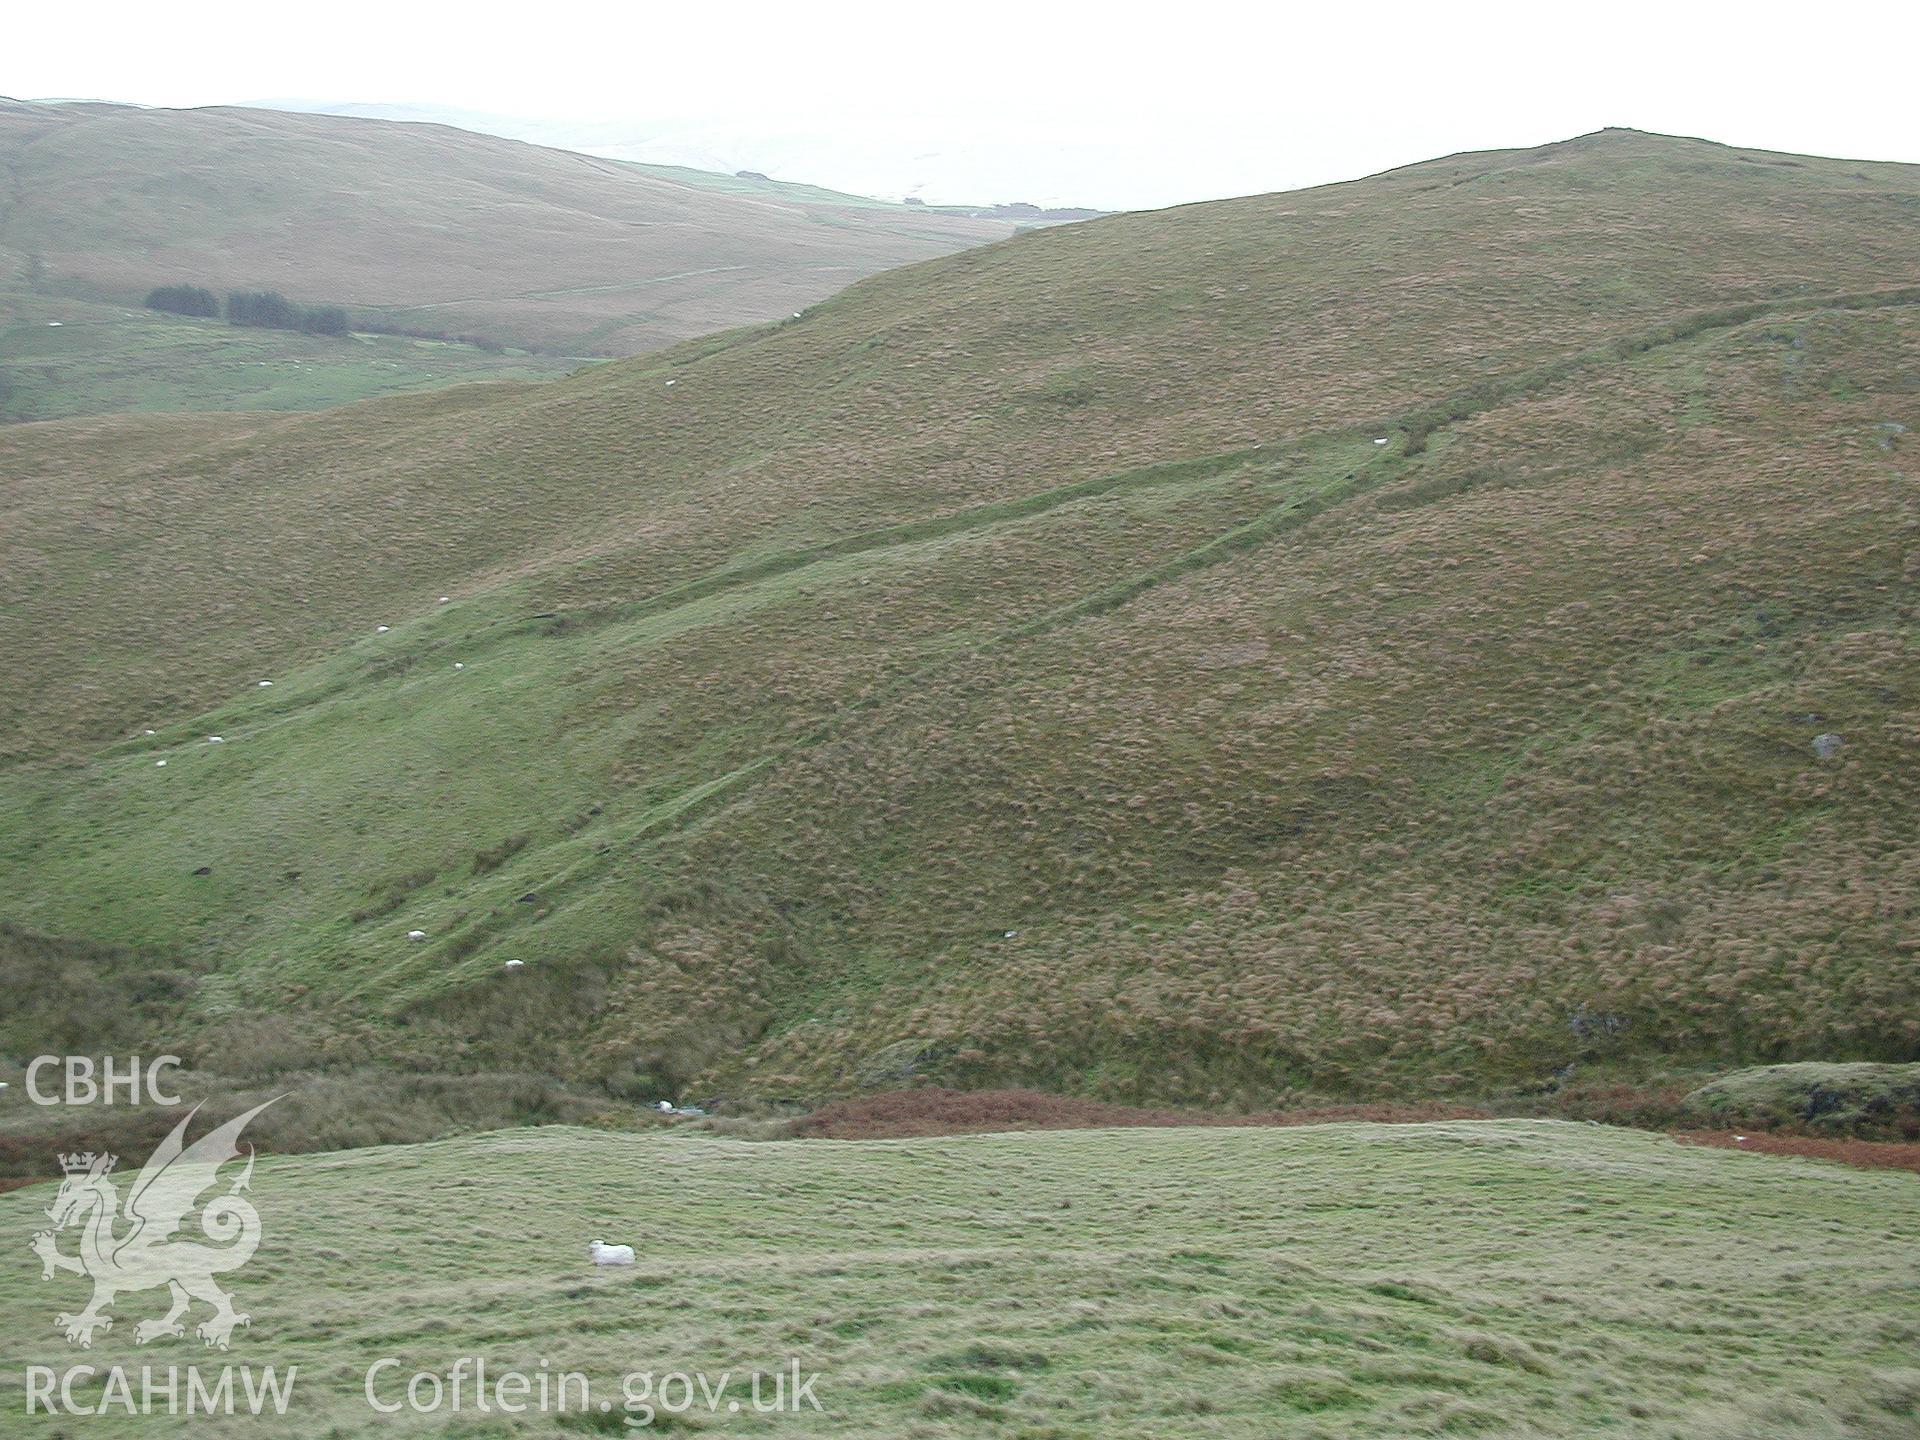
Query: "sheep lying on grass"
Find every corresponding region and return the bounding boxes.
[588,1240,635,1266]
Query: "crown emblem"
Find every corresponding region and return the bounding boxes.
[58,1152,115,1175]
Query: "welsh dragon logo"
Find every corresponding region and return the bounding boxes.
[29,1100,276,1349]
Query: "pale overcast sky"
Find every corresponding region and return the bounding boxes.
[9,1,1920,210]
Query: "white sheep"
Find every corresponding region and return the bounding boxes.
[258,680,273,688]
[407,929,427,941]
[504,959,525,971]
[376,625,391,634]
[588,1240,635,1266]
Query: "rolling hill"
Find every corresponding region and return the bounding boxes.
[0,99,1019,418]
[1,128,1916,1115]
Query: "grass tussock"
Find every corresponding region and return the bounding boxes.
[1683,1063,1920,1139]
[472,832,531,873]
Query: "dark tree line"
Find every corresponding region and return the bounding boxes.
[144,284,220,318]
[226,291,349,336]
[143,285,350,336]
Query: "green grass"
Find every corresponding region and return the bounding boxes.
[1685,1063,1920,1136]
[1,1121,1915,1436]
[0,297,590,421]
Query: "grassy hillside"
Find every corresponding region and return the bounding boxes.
[0,292,588,421]
[0,100,1014,389]
[1,129,1916,1110]
[1684,1063,1920,1136]
[2,1121,1916,1436]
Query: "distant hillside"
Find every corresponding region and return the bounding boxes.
[0,99,1017,357]
[924,200,1107,222]
[1,129,1915,1114]
[267,98,1116,213]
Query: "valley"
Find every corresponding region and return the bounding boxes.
[1,109,1916,1438]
